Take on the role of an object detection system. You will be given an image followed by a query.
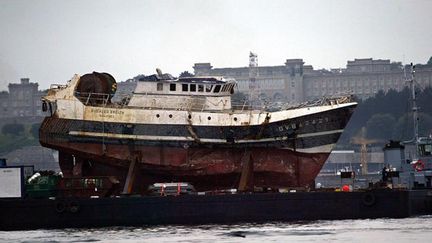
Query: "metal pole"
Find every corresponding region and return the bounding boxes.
[410,63,419,159]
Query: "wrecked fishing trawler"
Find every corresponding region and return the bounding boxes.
[39,70,357,194]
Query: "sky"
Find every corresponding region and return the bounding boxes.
[0,0,431,90]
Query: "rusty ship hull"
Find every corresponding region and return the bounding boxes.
[39,105,355,192]
[40,132,329,191]
[39,74,357,193]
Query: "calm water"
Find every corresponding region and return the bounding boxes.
[1,216,432,243]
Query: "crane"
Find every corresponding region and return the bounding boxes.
[351,127,382,175]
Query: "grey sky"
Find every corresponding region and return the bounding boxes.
[0,0,431,90]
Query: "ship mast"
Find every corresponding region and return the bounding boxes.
[407,63,419,159]
[249,52,259,104]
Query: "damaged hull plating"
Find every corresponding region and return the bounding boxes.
[39,74,357,193]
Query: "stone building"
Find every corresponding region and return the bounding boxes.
[0,91,9,118]
[194,59,305,104]
[0,78,46,118]
[193,58,432,103]
[304,58,418,101]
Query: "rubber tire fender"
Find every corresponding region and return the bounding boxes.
[55,201,66,213]
[68,200,80,213]
[362,192,376,207]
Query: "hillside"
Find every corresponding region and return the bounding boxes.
[337,86,432,149]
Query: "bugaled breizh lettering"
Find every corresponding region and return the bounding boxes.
[90,108,125,115]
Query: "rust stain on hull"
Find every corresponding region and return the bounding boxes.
[41,138,327,192]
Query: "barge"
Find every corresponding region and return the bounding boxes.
[1,189,431,231]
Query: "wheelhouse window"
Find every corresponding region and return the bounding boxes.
[198,85,204,92]
[190,84,196,92]
[182,84,188,92]
[213,85,221,93]
[226,84,232,92]
[206,84,213,92]
[221,85,227,92]
[419,144,432,156]
[170,83,176,91]
[157,83,163,91]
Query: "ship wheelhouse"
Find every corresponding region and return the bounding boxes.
[418,137,432,157]
[128,76,236,111]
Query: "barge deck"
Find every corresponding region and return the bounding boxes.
[1,189,432,231]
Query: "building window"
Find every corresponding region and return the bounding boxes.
[190,84,196,92]
[157,83,163,91]
[170,84,176,91]
[182,84,188,92]
[198,85,204,92]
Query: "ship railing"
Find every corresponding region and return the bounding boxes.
[246,94,355,111]
[115,94,237,112]
[72,91,353,112]
[232,99,283,112]
[230,94,354,112]
[112,91,258,112]
[74,92,112,106]
[231,100,253,111]
[123,98,265,112]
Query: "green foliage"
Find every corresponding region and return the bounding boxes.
[339,87,432,149]
[0,123,40,154]
[179,71,194,78]
[392,113,432,141]
[366,113,396,140]
[133,74,146,80]
[1,123,25,136]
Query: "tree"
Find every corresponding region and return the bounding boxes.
[179,71,194,78]
[1,123,25,136]
[418,87,432,114]
[428,56,432,65]
[336,86,432,149]
[366,113,396,140]
[392,113,432,141]
[133,74,146,80]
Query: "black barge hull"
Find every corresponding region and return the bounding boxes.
[1,190,432,231]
